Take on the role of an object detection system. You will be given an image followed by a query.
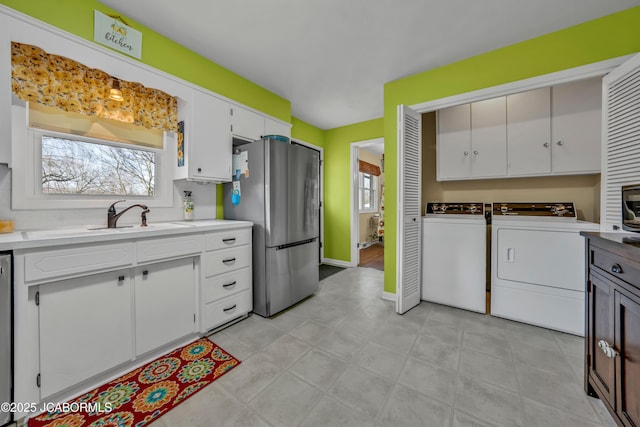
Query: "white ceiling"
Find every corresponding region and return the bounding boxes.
[99,0,639,130]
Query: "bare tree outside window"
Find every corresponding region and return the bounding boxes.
[41,136,155,196]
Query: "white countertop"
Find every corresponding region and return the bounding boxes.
[0,219,253,251]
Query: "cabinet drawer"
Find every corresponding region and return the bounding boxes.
[202,268,251,303]
[591,246,640,289]
[203,290,251,331]
[24,243,134,282]
[205,247,250,277]
[205,228,251,251]
[137,235,202,263]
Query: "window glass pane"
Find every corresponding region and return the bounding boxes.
[363,174,371,190]
[363,189,371,209]
[41,135,155,196]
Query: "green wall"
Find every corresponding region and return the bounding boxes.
[323,118,384,262]
[0,0,291,122]
[383,6,640,294]
[291,117,325,148]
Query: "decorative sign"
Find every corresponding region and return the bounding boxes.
[94,10,142,59]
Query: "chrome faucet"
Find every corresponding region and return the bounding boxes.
[107,200,150,228]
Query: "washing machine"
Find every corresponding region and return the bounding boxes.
[491,202,599,336]
[421,202,487,313]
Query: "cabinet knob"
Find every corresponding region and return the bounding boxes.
[464,151,469,156]
[610,263,623,274]
[473,150,479,155]
[142,270,149,278]
[598,339,619,358]
[543,142,550,148]
[118,275,125,282]
[556,140,564,146]
[197,167,202,173]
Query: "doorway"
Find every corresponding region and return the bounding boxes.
[350,138,384,270]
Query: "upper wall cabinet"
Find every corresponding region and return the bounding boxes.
[437,104,471,180]
[507,87,552,176]
[437,77,602,181]
[264,117,291,139]
[230,105,292,142]
[437,98,506,180]
[176,90,232,183]
[551,78,601,174]
[231,106,264,142]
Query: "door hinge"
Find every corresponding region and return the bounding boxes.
[36,373,41,388]
[230,108,234,116]
[320,242,323,248]
[35,291,40,306]
[193,314,196,323]
[230,124,233,132]
[319,201,323,207]
[357,243,360,248]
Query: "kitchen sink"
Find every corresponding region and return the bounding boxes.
[24,222,192,239]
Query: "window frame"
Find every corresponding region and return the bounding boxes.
[358,171,378,213]
[11,102,174,210]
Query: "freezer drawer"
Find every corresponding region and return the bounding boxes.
[260,240,319,317]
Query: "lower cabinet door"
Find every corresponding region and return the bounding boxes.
[135,257,195,356]
[588,273,616,407]
[39,269,133,398]
[615,291,640,427]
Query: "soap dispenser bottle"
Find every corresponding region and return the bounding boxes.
[183,191,194,220]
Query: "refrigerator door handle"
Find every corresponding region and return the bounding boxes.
[275,238,317,251]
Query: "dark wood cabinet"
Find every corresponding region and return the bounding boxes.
[583,232,640,427]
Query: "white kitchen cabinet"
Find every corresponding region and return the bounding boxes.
[507,87,552,176]
[470,97,507,178]
[135,257,196,356]
[231,105,264,141]
[264,117,291,139]
[0,14,10,165]
[38,269,133,398]
[437,104,471,180]
[201,227,252,331]
[551,77,602,173]
[181,89,232,182]
[437,99,506,180]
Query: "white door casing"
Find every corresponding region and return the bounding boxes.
[600,53,640,231]
[396,105,422,314]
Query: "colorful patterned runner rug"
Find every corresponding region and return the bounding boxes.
[29,338,240,427]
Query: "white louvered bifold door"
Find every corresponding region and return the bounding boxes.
[601,53,640,231]
[396,105,422,314]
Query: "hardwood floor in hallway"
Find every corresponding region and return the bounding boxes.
[358,243,384,270]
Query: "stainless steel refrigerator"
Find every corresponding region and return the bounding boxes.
[224,137,320,317]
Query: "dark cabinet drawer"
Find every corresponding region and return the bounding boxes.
[591,246,640,290]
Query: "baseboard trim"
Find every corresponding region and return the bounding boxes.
[381,292,396,302]
[322,258,353,268]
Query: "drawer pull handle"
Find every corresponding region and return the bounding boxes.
[222,238,236,243]
[223,281,237,288]
[223,304,237,312]
[598,339,619,358]
[222,258,236,265]
[610,264,623,274]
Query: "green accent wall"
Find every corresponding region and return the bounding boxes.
[323,118,384,262]
[291,117,325,148]
[0,0,291,122]
[383,6,640,294]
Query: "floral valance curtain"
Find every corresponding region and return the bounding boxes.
[359,159,381,176]
[10,42,177,132]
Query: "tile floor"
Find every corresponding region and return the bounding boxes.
[150,267,617,427]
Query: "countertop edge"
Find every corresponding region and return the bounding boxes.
[0,220,253,251]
